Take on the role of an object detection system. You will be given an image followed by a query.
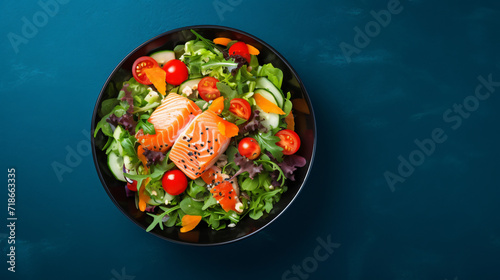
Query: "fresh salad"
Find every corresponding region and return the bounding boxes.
[94,30,307,232]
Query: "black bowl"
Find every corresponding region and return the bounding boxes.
[91,25,316,245]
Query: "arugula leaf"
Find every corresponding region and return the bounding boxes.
[248,188,283,220]
[136,119,156,135]
[191,29,217,53]
[256,159,286,187]
[202,61,238,72]
[146,205,180,232]
[254,131,283,162]
[187,180,208,200]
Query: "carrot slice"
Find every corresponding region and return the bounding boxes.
[254,93,285,115]
[144,67,167,96]
[138,183,149,212]
[137,145,148,167]
[180,215,202,233]
[291,98,310,114]
[285,111,295,131]
[136,155,151,212]
[246,44,260,55]
[218,120,239,138]
[213,37,232,46]
[208,96,225,114]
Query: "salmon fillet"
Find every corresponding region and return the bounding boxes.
[169,110,230,180]
[136,93,202,153]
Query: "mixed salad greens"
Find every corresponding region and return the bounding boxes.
[94,30,307,232]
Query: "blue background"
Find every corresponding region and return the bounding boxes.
[2,0,500,279]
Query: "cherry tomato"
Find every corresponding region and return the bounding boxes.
[161,170,188,196]
[126,180,138,191]
[228,42,251,63]
[275,129,301,155]
[229,98,251,120]
[198,77,221,101]
[238,137,261,160]
[132,56,159,85]
[162,59,189,86]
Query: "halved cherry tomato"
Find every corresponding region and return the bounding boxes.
[162,59,189,86]
[198,77,221,101]
[126,180,138,192]
[238,137,261,160]
[275,129,301,155]
[228,42,251,63]
[229,98,251,120]
[132,56,159,85]
[161,170,188,196]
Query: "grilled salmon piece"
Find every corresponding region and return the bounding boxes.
[136,93,201,153]
[169,110,230,180]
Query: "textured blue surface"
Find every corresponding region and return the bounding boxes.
[2,0,500,279]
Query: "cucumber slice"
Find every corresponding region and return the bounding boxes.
[113,126,124,140]
[254,88,278,105]
[108,152,126,182]
[255,77,284,108]
[150,50,175,65]
[178,78,202,95]
[256,105,280,129]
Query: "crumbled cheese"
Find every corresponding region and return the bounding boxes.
[182,85,193,96]
[151,190,157,196]
[228,223,236,228]
[164,199,169,205]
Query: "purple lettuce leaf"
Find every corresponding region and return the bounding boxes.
[222,52,249,75]
[278,154,307,181]
[145,205,156,213]
[268,153,307,186]
[231,152,263,180]
[238,110,267,134]
[107,113,137,135]
[142,147,165,167]
[121,83,134,114]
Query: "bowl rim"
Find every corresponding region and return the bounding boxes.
[91,24,317,246]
